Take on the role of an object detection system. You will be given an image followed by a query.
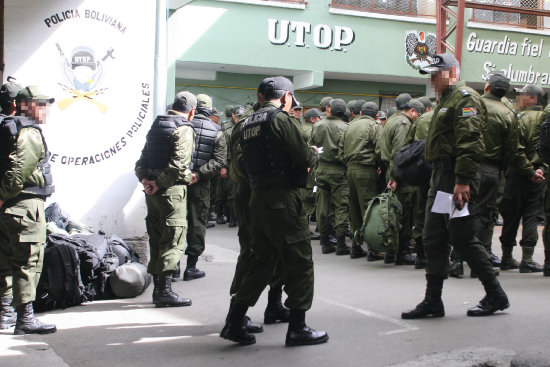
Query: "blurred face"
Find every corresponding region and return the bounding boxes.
[292,108,303,119]
[19,100,50,124]
[430,68,458,95]
[518,94,537,109]
[210,115,221,125]
[281,91,293,113]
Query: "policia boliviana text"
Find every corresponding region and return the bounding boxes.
[402,53,510,319]
[220,76,328,347]
[0,83,57,334]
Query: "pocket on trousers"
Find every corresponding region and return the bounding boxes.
[162,186,187,227]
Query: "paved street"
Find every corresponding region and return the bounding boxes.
[2,223,550,367]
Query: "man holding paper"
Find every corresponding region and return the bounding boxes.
[401,53,510,319]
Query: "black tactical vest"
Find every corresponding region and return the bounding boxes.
[190,115,220,170]
[240,107,307,188]
[0,115,54,197]
[144,114,194,170]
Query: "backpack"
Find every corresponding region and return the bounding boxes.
[107,235,140,265]
[537,116,550,163]
[355,190,402,254]
[34,240,87,312]
[394,139,433,186]
[45,202,70,231]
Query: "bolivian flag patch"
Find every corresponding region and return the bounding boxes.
[462,107,477,116]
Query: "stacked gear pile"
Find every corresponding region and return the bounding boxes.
[33,203,149,312]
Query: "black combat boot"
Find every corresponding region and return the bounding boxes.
[171,261,181,282]
[155,275,192,308]
[13,303,56,335]
[449,251,464,278]
[401,275,445,319]
[544,250,550,277]
[321,234,335,254]
[414,238,426,269]
[384,252,395,264]
[350,239,366,259]
[467,278,509,316]
[228,208,237,228]
[500,246,519,270]
[310,232,321,241]
[264,286,290,324]
[366,246,384,262]
[285,309,328,347]
[0,297,16,329]
[488,251,501,267]
[183,255,206,281]
[335,234,350,256]
[220,300,256,345]
[215,201,226,224]
[152,274,160,303]
[519,246,543,273]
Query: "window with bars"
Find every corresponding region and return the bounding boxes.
[469,0,550,29]
[330,0,436,18]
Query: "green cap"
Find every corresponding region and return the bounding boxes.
[320,96,333,111]
[395,93,412,110]
[16,85,55,104]
[405,99,425,115]
[346,100,356,109]
[418,96,432,110]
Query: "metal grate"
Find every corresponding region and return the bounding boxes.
[330,0,436,17]
[470,0,550,29]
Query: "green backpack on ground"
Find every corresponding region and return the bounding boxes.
[355,190,402,254]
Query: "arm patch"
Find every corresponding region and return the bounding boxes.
[462,107,477,117]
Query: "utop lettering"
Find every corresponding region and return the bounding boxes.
[268,19,355,52]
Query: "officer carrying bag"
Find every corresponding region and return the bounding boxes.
[394,139,432,186]
[537,115,550,163]
[355,190,402,254]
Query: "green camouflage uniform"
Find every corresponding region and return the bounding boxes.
[310,116,349,237]
[135,111,195,275]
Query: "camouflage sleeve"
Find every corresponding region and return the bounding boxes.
[505,112,534,177]
[156,126,195,189]
[453,95,485,185]
[0,128,44,201]
[272,111,318,169]
[389,120,409,180]
[197,130,226,181]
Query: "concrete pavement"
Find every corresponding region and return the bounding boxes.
[2,223,550,367]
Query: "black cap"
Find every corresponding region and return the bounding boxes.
[418,96,432,110]
[395,93,412,110]
[0,77,22,111]
[172,91,197,112]
[329,98,347,116]
[487,72,510,96]
[304,108,322,121]
[419,53,460,75]
[293,101,303,110]
[320,96,333,111]
[361,102,379,117]
[263,76,298,107]
[352,99,366,114]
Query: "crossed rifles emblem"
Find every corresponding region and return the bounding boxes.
[56,43,114,114]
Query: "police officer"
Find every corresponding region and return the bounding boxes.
[292,102,303,123]
[499,84,546,273]
[311,98,350,255]
[0,77,22,330]
[402,53,509,319]
[135,91,196,308]
[301,108,323,238]
[382,99,425,265]
[339,101,382,259]
[227,80,289,335]
[376,110,387,126]
[182,94,227,281]
[319,96,333,113]
[216,105,243,227]
[349,100,366,124]
[221,76,327,347]
[0,85,56,334]
[404,96,435,269]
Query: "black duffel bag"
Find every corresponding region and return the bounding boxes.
[394,139,432,186]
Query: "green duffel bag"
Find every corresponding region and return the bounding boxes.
[354,190,402,254]
[109,262,151,298]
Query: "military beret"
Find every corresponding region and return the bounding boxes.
[395,93,412,110]
[361,102,379,117]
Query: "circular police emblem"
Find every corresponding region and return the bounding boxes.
[405,31,436,70]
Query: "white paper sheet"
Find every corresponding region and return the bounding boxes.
[431,191,470,218]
